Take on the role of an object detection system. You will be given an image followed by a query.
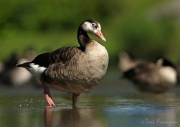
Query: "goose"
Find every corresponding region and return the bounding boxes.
[0,52,19,85]
[118,52,146,72]
[123,57,177,93]
[16,19,109,106]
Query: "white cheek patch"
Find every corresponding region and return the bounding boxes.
[82,22,102,35]
[27,63,46,77]
[97,23,101,29]
[83,22,93,33]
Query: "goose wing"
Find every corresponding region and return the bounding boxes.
[17,46,83,68]
[50,46,83,66]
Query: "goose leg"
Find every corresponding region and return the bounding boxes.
[41,79,56,106]
[72,93,80,107]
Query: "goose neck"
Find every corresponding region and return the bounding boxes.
[77,27,91,49]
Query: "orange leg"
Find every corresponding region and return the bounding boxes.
[41,78,56,106]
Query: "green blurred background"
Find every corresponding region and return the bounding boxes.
[0,0,180,66]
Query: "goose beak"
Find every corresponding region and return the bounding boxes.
[95,30,106,42]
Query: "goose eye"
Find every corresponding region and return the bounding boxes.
[92,23,97,29]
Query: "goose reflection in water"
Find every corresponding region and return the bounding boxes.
[44,107,107,127]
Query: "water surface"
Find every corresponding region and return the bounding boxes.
[0,68,180,127]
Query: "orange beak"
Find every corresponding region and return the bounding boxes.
[95,30,106,42]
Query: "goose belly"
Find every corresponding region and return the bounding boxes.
[44,62,103,93]
[48,78,100,94]
[45,57,108,94]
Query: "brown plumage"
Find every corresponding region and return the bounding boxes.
[17,19,109,106]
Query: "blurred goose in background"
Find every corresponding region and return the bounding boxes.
[123,57,177,93]
[16,47,42,87]
[17,19,109,106]
[118,52,146,72]
[0,52,19,85]
[0,48,40,87]
[9,58,33,86]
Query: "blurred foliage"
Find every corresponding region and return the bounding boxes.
[0,0,180,65]
[118,16,176,60]
[0,0,119,31]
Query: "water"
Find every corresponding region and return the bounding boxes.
[0,68,180,127]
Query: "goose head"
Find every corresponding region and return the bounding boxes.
[81,20,106,41]
[154,57,176,69]
[78,19,106,45]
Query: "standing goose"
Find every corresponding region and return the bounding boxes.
[17,19,109,106]
[123,57,177,93]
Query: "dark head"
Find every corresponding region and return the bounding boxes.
[154,57,176,69]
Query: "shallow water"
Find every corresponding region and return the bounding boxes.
[1,68,180,127]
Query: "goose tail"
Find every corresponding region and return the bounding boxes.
[16,62,31,68]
